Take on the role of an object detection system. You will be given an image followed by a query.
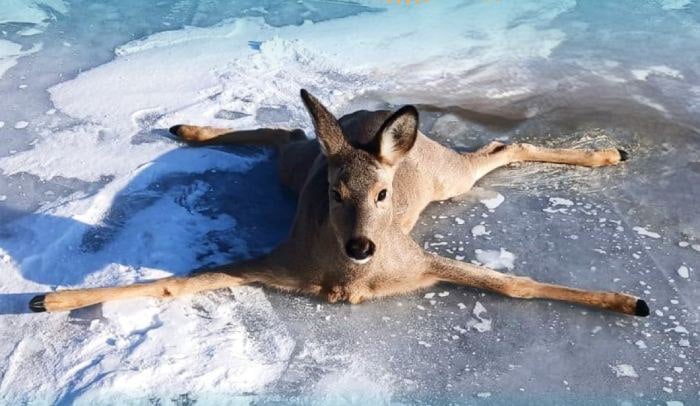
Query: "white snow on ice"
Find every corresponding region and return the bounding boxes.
[633,226,661,239]
[479,192,505,210]
[632,65,684,81]
[611,364,639,378]
[467,301,492,333]
[549,197,574,207]
[471,224,490,237]
[474,248,516,270]
[658,0,692,10]
[0,0,64,78]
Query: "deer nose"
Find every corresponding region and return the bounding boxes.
[345,237,376,263]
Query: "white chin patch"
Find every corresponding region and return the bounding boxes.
[350,256,372,265]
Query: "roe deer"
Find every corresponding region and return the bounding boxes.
[29,89,649,317]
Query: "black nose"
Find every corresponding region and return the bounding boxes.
[345,237,376,261]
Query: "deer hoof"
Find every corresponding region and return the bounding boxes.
[617,149,629,162]
[635,299,649,317]
[29,295,46,313]
[169,125,183,136]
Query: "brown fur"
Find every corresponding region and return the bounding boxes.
[30,90,648,317]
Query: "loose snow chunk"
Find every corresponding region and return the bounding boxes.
[471,224,490,237]
[14,120,29,129]
[611,364,639,378]
[455,217,465,225]
[633,226,661,239]
[467,301,492,333]
[676,265,689,279]
[549,197,574,206]
[632,65,684,80]
[475,248,515,270]
[480,192,504,210]
[543,197,574,214]
[666,325,689,334]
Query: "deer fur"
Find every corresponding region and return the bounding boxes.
[28,89,649,317]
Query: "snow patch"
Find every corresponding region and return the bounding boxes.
[659,0,691,10]
[471,224,490,237]
[543,197,575,214]
[549,197,574,206]
[13,120,29,129]
[0,0,67,26]
[467,301,492,333]
[632,65,684,81]
[611,364,639,378]
[633,226,661,239]
[475,248,515,270]
[0,0,64,78]
[480,192,505,210]
[310,362,394,405]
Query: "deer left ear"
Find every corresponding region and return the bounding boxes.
[368,105,419,166]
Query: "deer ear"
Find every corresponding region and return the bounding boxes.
[300,89,347,157]
[369,105,419,165]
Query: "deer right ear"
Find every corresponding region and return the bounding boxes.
[368,105,419,166]
[300,89,347,156]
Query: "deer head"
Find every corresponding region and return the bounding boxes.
[300,89,418,264]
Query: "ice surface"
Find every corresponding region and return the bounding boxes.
[1,0,700,404]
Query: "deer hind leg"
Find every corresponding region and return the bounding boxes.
[467,142,628,185]
[28,257,305,313]
[423,255,648,316]
[169,125,306,147]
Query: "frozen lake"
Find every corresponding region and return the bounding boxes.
[0,0,698,404]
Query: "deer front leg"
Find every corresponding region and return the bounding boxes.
[28,257,303,313]
[424,255,649,317]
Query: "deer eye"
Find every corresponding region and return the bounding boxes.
[377,189,387,202]
[332,190,343,203]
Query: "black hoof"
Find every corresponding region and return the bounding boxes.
[617,149,629,162]
[635,299,649,317]
[169,125,183,136]
[29,295,47,313]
